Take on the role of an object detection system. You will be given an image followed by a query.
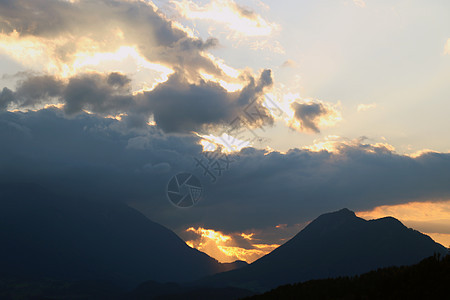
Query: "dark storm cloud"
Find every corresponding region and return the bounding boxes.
[0,0,222,77]
[14,75,64,107]
[106,72,131,87]
[142,69,274,133]
[291,102,332,133]
[1,72,133,115]
[0,87,14,110]
[193,144,450,233]
[0,108,200,205]
[63,72,133,115]
[1,69,274,133]
[1,109,450,237]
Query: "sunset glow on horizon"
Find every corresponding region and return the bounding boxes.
[185,226,279,263]
[357,201,450,248]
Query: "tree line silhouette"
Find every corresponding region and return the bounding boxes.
[246,252,450,299]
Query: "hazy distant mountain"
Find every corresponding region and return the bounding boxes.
[201,208,448,292]
[0,183,241,287]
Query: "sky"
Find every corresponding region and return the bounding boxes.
[0,0,449,263]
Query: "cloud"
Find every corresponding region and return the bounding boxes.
[14,75,64,108]
[444,38,450,55]
[0,0,222,79]
[357,103,377,112]
[2,109,450,242]
[0,0,277,135]
[63,72,134,115]
[140,69,274,133]
[1,72,134,115]
[0,0,448,260]
[357,201,450,229]
[0,87,14,110]
[182,227,279,263]
[1,69,274,133]
[0,108,201,202]
[198,143,450,234]
[281,59,296,68]
[290,101,341,133]
[353,0,366,8]
[1,73,65,111]
[182,223,307,263]
[171,0,278,38]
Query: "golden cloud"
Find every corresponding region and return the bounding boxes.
[185,227,279,263]
[444,38,450,55]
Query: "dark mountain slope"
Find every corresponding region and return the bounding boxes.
[0,183,229,287]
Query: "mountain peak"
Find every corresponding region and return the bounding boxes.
[307,208,359,230]
[202,208,447,292]
[334,208,356,216]
[316,208,357,220]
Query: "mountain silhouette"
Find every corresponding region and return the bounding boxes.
[0,183,242,287]
[200,208,448,292]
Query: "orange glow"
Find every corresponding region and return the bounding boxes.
[105,113,127,121]
[303,135,343,152]
[44,103,65,110]
[217,245,276,263]
[241,233,254,240]
[185,227,279,263]
[275,224,287,229]
[357,200,450,248]
[408,149,440,158]
[357,201,450,221]
[187,227,231,242]
[426,233,450,249]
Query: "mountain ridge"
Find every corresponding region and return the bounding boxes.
[0,193,447,299]
[0,183,243,287]
[198,208,447,292]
